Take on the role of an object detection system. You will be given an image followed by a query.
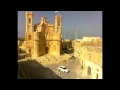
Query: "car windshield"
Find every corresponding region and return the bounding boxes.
[62,68,67,69]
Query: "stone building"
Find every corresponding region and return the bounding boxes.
[82,36,101,41]
[72,37,102,79]
[25,11,62,57]
[81,46,102,79]
[72,37,102,57]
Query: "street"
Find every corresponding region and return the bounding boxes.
[18,52,89,79]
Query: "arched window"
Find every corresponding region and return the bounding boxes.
[28,18,31,24]
[58,21,60,26]
[28,35,31,40]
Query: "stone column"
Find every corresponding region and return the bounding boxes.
[33,40,39,57]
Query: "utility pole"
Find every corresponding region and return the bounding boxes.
[75,27,77,39]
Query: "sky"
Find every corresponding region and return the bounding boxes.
[18,11,102,39]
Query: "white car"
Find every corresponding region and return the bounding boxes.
[58,66,69,73]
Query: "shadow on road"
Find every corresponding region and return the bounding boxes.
[18,60,62,79]
[18,55,25,60]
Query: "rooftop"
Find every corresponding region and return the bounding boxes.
[82,46,102,53]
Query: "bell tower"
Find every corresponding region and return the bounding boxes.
[55,15,62,33]
[49,14,62,56]
[25,11,34,56]
[26,11,33,32]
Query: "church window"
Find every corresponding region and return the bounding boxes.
[28,18,31,24]
[29,49,31,53]
[28,35,32,40]
[58,21,60,26]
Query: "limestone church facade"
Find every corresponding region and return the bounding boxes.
[25,11,62,57]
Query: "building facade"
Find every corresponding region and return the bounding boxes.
[72,37,102,79]
[82,46,102,79]
[72,37,102,57]
[25,11,62,57]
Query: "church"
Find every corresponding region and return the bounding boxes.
[25,11,62,57]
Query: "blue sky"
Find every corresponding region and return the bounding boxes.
[18,11,102,39]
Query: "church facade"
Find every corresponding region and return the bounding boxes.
[25,11,62,57]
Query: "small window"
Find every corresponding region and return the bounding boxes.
[29,49,31,53]
[28,18,31,24]
[58,21,60,26]
[28,35,31,40]
[96,74,98,79]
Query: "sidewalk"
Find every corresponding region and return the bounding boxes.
[75,58,90,79]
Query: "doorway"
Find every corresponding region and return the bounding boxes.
[87,66,91,76]
[29,49,31,54]
[96,73,98,79]
[45,47,49,54]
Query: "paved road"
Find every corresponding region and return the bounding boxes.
[18,59,80,79]
[18,53,89,79]
[42,58,81,79]
[18,61,62,79]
